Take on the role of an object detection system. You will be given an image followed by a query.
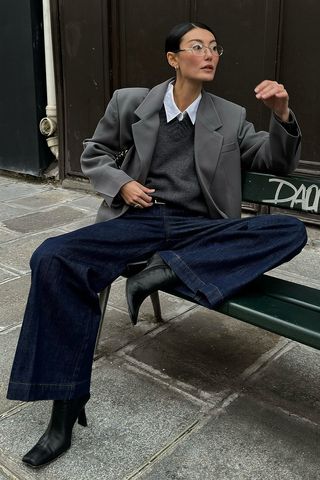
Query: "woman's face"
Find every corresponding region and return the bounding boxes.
[168,28,219,83]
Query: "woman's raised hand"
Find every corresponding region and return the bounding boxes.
[254,80,290,122]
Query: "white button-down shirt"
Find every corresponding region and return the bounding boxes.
[163,82,202,124]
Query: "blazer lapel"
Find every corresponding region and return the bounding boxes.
[194,91,223,185]
[132,79,173,182]
[194,92,226,216]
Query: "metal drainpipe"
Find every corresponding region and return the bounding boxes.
[40,0,59,171]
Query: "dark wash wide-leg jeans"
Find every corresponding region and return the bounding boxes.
[7,205,307,401]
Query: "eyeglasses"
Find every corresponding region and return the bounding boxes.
[175,43,224,57]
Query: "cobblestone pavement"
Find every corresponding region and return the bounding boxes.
[0,174,319,480]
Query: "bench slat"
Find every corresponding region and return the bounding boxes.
[162,275,320,349]
[242,172,320,214]
[219,294,320,350]
[248,276,320,313]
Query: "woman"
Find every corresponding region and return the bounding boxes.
[7,22,306,468]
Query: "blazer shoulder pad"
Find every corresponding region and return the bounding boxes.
[114,87,150,103]
[110,88,150,117]
[207,92,244,114]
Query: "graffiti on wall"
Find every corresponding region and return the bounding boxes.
[263,178,320,213]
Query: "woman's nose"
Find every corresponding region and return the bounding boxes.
[203,46,213,59]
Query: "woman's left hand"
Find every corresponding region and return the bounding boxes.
[254,80,290,122]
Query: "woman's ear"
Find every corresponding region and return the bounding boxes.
[166,52,178,70]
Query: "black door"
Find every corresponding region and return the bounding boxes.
[52,0,320,178]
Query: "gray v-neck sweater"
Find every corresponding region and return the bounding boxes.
[145,106,208,215]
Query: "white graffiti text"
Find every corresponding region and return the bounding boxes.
[263,178,320,212]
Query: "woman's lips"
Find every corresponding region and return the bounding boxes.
[201,65,214,71]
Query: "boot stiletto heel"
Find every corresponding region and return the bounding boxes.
[77,408,87,427]
[22,393,90,468]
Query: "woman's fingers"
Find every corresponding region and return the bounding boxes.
[120,181,155,208]
[254,80,289,121]
[255,81,287,100]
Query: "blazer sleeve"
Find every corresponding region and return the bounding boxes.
[238,108,302,175]
[81,90,134,206]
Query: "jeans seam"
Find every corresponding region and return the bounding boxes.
[160,251,224,301]
[8,380,88,387]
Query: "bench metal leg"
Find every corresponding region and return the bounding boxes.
[150,291,163,322]
[95,285,111,353]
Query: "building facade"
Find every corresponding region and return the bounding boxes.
[1,1,319,222]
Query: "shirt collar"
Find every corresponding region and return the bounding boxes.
[163,82,202,125]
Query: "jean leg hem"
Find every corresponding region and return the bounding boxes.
[159,251,224,307]
[7,379,91,401]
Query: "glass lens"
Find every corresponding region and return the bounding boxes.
[216,45,223,56]
[190,44,223,56]
[191,44,204,55]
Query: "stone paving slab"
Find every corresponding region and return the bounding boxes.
[0,176,13,185]
[0,357,201,480]
[7,188,84,210]
[0,203,31,222]
[68,195,102,211]
[0,268,18,284]
[142,395,320,480]
[128,308,280,395]
[307,226,320,248]
[3,206,88,234]
[245,343,320,424]
[0,329,21,415]
[0,228,20,244]
[96,306,164,356]
[0,230,66,274]
[270,245,320,288]
[0,276,30,329]
[59,215,97,233]
[0,469,11,480]
[0,184,49,202]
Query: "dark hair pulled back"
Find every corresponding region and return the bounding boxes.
[165,22,216,53]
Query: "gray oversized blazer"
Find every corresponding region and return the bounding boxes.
[81,78,301,222]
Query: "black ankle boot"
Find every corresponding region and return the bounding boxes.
[126,254,178,325]
[22,394,90,468]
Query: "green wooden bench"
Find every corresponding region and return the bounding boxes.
[97,172,320,351]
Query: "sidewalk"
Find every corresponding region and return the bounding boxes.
[0,173,320,480]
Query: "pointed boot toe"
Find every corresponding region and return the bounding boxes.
[126,277,147,325]
[126,254,178,324]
